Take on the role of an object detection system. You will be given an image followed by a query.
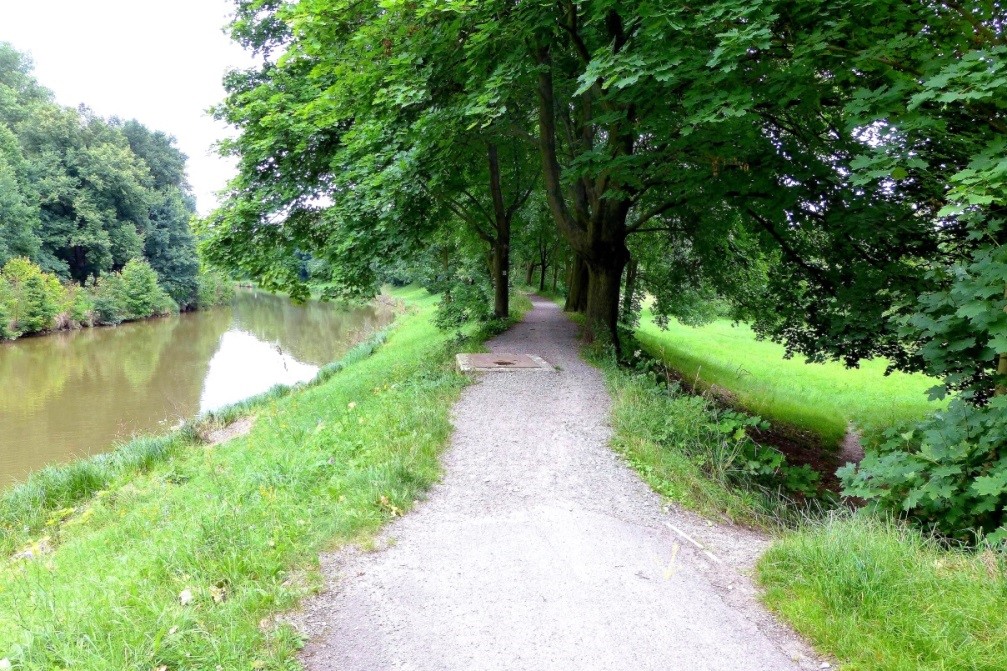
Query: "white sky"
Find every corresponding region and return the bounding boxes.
[0,0,257,215]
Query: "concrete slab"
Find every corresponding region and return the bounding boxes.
[456,353,554,373]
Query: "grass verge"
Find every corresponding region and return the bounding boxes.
[586,342,820,530]
[0,287,528,670]
[758,515,1007,671]
[636,312,940,447]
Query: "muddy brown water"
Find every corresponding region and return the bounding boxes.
[0,289,393,488]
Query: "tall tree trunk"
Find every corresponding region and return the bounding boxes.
[538,245,548,292]
[565,254,589,312]
[552,263,559,292]
[491,239,509,319]
[585,254,627,349]
[487,143,510,319]
[998,283,1007,396]
[621,258,639,325]
[526,263,537,285]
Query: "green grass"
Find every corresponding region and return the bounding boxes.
[0,287,526,670]
[590,346,812,529]
[759,515,1007,671]
[636,312,941,447]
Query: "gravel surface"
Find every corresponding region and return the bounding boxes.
[296,296,824,670]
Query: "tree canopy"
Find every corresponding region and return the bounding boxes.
[0,43,202,308]
[204,0,1007,540]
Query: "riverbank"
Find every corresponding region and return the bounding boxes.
[0,287,528,669]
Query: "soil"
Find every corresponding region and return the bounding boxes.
[292,296,825,670]
[201,416,255,447]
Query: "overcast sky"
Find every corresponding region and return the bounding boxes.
[0,0,256,215]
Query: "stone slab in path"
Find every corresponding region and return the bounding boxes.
[456,352,554,373]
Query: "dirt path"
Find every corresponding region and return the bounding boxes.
[296,296,823,670]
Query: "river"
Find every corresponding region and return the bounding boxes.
[0,290,393,488]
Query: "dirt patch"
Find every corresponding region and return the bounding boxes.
[201,416,256,447]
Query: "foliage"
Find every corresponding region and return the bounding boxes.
[195,270,236,309]
[89,274,127,326]
[0,42,200,302]
[119,258,176,320]
[841,397,1007,543]
[759,514,1007,671]
[1,256,61,336]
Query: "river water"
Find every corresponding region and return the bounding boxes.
[0,290,393,488]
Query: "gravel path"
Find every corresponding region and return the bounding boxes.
[296,296,823,670]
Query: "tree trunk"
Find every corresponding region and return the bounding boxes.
[621,258,639,325]
[525,263,537,285]
[585,255,627,350]
[565,254,589,312]
[998,283,1007,396]
[552,263,559,292]
[487,143,510,319]
[491,239,509,319]
[538,245,548,292]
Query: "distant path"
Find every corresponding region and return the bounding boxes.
[297,295,821,670]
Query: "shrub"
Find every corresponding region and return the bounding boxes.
[195,270,236,309]
[120,258,177,319]
[841,397,1007,544]
[0,275,12,339]
[1,256,64,336]
[433,280,493,330]
[90,273,127,325]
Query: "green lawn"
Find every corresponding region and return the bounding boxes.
[0,288,525,670]
[636,312,940,447]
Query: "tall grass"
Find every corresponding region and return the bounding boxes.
[636,312,941,447]
[759,515,1007,671]
[0,288,526,670]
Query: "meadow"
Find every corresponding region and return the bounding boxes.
[636,312,941,447]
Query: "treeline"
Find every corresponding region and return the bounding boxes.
[0,43,217,318]
[203,1,1007,542]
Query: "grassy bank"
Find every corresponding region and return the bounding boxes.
[759,516,1007,671]
[589,343,819,529]
[0,287,525,670]
[636,312,939,447]
[597,322,1006,670]
[558,308,1005,670]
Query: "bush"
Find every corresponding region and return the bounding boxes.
[120,258,177,319]
[0,256,64,337]
[195,270,236,309]
[433,280,493,330]
[91,273,127,325]
[841,397,1007,544]
[66,282,94,326]
[0,275,12,339]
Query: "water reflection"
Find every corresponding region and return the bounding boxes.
[0,290,392,487]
